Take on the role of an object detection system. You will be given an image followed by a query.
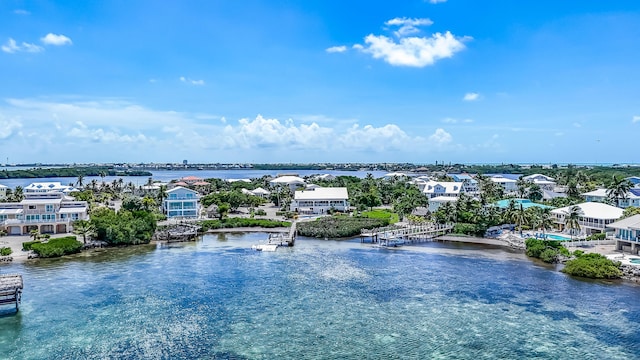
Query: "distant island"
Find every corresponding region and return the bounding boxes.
[0,166,152,179]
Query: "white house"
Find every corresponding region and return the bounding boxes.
[313,174,336,181]
[24,182,78,194]
[290,187,349,214]
[428,196,458,212]
[608,214,640,254]
[0,184,7,200]
[551,202,623,236]
[422,181,464,199]
[489,175,519,194]
[448,174,479,194]
[270,176,306,191]
[0,192,88,235]
[523,174,557,191]
[163,186,200,219]
[582,188,640,208]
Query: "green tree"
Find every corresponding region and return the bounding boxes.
[29,228,40,241]
[565,205,583,240]
[76,174,85,188]
[141,196,157,211]
[217,203,230,220]
[606,175,632,207]
[512,204,528,236]
[13,186,24,202]
[73,219,97,244]
[527,184,543,202]
[566,180,580,199]
[622,206,640,219]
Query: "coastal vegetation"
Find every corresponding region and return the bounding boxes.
[199,218,290,231]
[562,253,623,279]
[30,236,83,258]
[525,238,570,263]
[0,247,12,256]
[90,208,157,246]
[297,216,390,238]
[0,166,151,179]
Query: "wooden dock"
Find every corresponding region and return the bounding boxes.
[252,221,297,251]
[0,274,23,312]
[361,223,453,247]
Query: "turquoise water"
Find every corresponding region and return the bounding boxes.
[1,233,640,359]
[629,258,640,264]
[546,234,572,241]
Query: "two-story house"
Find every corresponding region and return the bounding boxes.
[0,192,88,235]
[551,202,623,236]
[290,187,349,214]
[608,214,640,254]
[163,186,200,219]
[582,188,640,208]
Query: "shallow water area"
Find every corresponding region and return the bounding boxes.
[1,232,639,359]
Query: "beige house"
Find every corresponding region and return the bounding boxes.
[0,192,88,235]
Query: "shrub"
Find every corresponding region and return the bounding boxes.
[525,238,565,263]
[562,253,622,279]
[200,218,290,231]
[255,209,267,216]
[297,216,388,238]
[585,233,606,241]
[30,236,83,258]
[0,247,12,256]
[453,223,477,236]
[540,248,558,263]
[573,250,584,258]
[22,240,42,251]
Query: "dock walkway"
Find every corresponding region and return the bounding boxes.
[0,274,23,312]
[361,223,454,247]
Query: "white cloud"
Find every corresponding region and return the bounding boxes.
[385,17,433,37]
[326,46,347,53]
[428,128,452,145]
[632,116,640,124]
[573,122,582,128]
[0,118,22,139]
[41,33,72,46]
[428,0,447,3]
[463,92,480,101]
[1,38,43,53]
[14,9,30,15]
[555,132,564,136]
[356,31,470,68]
[180,76,205,85]
[441,117,473,124]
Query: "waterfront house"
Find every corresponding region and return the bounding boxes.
[422,181,464,199]
[270,176,306,192]
[522,174,556,191]
[551,202,623,236]
[163,186,200,219]
[608,214,640,254]
[488,174,520,194]
[428,196,458,212]
[24,182,77,194]
[0,192,88,235]
[581,188,640,208]
[448,173,479,194]
[626,176,640,188]
[290,187,349,214]
[0,184,7,200]
[179,176,204,186]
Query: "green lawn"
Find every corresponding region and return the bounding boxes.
[361,209,399,224]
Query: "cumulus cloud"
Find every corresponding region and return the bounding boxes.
[385,17,433,37]
[0,118,22,139]
[41,33,72,46]
[1,38,43,53]
[14,9,30,15]
[633,116,640,124]
[463,92,479,101]
[428,0,447,3]
[67,126,148,143]
[326,45,347,53]
[180,76,205,85]
[356,31,470,68]
[428,128,452,145]
[573,122,582,128]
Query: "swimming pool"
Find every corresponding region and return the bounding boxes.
[630,258,640,265]
[545,234,571,241]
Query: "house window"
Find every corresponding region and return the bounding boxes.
[28,205,36,210]
[0,215,6,221]
[71,213,79,220]
[46,204,54,212]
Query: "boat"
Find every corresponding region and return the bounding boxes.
[251,244,278,252]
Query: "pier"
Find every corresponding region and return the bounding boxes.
[252,221,297,251]
[154,223,200,242]
[361,223,454,247]
[0,274,23,312]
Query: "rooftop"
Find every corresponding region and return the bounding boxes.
[552,202,624,220]
[608,214,640,230]
[294,187,348,200]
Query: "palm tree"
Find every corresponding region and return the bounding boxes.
[157,185,168,210]
[90,179,98,193]
[531,207,554,238]
[565,205,583,240]
[29,228,40,241]
[516,178,528,198]
[76,174,85,188]
[606,175,632,207]
[528,184,543,202]
[73,219,96,244]
[13,186,24,202]
[513,204,528,236]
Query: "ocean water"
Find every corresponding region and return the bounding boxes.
[1,233,639,359]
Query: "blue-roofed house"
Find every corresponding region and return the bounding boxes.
[163,186,200,219]
[626,176,640,188]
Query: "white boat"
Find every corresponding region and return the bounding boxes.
[251,244,278,252]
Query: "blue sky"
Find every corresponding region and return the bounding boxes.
[1,1,639,164]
